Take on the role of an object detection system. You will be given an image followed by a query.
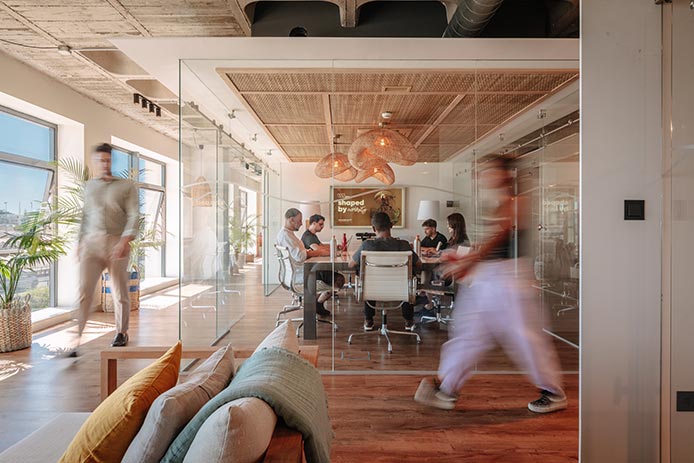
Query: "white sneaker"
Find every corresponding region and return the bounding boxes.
[528,390,568,413]
[414,378,456,410]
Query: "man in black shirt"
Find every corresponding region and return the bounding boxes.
[300,214,344,313]
[301,214,330,252]
[350,212,420,331]
[420,219,448,254]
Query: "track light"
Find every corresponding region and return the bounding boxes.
[133,93,141,104]
[149,102,155,113]
[155,106,161,117]
[141,97,148,109]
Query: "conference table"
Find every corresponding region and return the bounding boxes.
[302,250,442,340]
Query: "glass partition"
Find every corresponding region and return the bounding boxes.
[179,56,579,374]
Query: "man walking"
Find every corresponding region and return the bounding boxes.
[75,143,139,350]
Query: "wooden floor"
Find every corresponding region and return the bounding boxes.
[0,261,578,460]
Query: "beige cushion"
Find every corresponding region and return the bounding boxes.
[254,319,299,354]
[182,398,277,463]
[122,344,235,463]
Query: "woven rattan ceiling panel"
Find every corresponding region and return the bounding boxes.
[330,94,455,125]
[283,145,331,161]
[442,93,545,126]
[228,71,478,94]
[220,68,578,162]
[244,94,325,124]
[476,72,577,92]
[268,125,330,145]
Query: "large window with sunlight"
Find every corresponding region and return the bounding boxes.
[111,146,166,280]
[0,106,56,310]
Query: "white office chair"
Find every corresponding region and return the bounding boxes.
[275,244,337,337]
[348,251,421,353]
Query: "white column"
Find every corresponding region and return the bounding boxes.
[581,1,662,461]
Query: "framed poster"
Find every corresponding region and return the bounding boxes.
[331,186,406,228]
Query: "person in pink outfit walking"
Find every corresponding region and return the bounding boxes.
[414,156,567,414]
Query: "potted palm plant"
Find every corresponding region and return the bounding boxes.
[0,207,67,352]
[229,214,257,273]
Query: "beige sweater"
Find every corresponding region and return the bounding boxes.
[79,177,139,241]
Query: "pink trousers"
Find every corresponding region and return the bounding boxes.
[438,259,564,397]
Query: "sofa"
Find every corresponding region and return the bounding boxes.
[0,320,326,463]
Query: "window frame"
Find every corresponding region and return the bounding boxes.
[0,105,58,308]
[111,145,167,277]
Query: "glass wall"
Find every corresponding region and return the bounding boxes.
[668,2,694,458]
[179,57,579,374]
[179,61,266,345]
[0,106,56,310]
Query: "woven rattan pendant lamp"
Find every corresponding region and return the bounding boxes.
[334,166,358,181]
[348,127,417,167]
[314,152,351,178]
[191,137,213,207]
[354,163,395,185]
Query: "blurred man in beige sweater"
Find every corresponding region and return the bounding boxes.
[73,143,139,352]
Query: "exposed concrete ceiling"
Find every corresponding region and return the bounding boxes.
[0,0,248,141]
[0,0,456,144]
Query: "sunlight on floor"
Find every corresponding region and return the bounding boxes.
[34,320,115,357]
[164,284,212,298]
[0,360,32,383]
[139,294,179,310]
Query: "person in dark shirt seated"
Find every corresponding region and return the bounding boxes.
[300,214,345,306]
[301,214,330,252]
[349,212,420,332]
[420,219,448,256]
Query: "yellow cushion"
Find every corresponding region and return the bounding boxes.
[59,342,182,463]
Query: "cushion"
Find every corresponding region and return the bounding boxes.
[121,344,235,463]
[182,398,277,463]
[58,342,182,463]
[253,319,299,354]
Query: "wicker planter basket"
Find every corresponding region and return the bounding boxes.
[0,296,32,353]
[101,269,140,312]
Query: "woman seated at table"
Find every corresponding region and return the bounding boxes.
[446,212,470,249]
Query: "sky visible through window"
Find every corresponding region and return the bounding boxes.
[0,162,50,214]
[0,111,53,162]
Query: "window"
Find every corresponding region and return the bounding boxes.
[111,146,166,280]
[0,106,57,310]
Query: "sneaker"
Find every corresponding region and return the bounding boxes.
[405,320,416,331]
[414,377,456,410]
[528,390,568,414]
[111,332,129,347]
[363,319,375,331]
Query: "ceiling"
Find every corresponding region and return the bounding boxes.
[0,0,578,157]
[219,68,578,162]
[0,0,248,140]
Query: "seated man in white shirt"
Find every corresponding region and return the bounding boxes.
[276,208,344,316]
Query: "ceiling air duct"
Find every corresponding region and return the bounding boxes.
[443,0,506,38]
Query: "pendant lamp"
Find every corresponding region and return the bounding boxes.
[349,128,417,167]
[314,152,351,178]
[334,166,358,181]
[355,163,395,185]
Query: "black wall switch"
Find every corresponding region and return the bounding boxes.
[624,200,645,220]
[677,391,694,412]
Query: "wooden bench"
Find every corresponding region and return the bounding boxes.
[100,345,319,463]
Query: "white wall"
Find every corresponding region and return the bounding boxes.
[0,51,179,308]
[276,162,472,243]
[581,1,662,461]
